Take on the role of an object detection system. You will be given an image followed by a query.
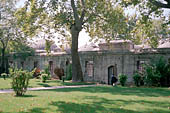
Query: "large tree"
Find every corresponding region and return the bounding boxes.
[16,0,129,82]
[0,0,29,73]
[0,0,17,73]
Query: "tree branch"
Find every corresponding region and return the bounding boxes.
[149,0,170,9]
[80,0,85,23]
[71,0,80,23]
[83,12,106,25]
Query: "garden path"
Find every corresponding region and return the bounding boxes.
[0,85,97,94]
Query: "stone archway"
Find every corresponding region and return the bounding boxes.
[108,65,117,85]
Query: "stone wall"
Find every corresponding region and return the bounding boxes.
[8,48,170,84]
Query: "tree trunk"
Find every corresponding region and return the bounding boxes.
[71,25,83,82]
[1,48,5,74]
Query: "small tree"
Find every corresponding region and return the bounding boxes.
[10,68,32,96]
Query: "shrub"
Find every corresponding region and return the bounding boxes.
[41,69,51,80]
[10,69,32,96]
[1,73,7,80]
[42,65,51,80]
[138,56,170,87]
[41,74,48,83]
[133,73,141,87]
[119,74,127,86]
[33,68,41,78]
[54,67,64,80]
[144,64,161,86]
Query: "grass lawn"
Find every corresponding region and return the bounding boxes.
[0,86,170,113]
[0,77,95,90]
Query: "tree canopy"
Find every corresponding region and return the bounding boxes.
[15,0,169,81]
[120,0,170,24]
[15,0,130,81]
[0,0,33,74]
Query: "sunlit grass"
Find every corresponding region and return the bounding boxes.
[0,86,170,113]
[0,77,95,90]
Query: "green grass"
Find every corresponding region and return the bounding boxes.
[0,77,95,90]
[0,86,170,113]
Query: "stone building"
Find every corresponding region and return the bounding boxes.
[9,39,170,84]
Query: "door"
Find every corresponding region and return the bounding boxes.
[108,65,117,85]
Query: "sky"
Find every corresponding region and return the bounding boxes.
[16,0,169,47]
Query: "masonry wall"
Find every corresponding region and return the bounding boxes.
[9,48,170,84]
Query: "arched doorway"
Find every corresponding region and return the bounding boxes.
[108,65,117,85]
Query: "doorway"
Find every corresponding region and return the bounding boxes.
[108,65,117,85]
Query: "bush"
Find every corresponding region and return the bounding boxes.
[144,64,161,86]
[138,56,170,87]
[44,65,50,76]
[41,74,48,83]
[54,67,64,80]
[10,69,32,96]
[133,73,141,87]
[119,74,127,86]
[1,73,7,80]
[33,68,41,78]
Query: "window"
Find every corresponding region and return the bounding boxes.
[137,60,146,72]
[34,61,38,68]
[85,61,94,76]
[49,61,53,71]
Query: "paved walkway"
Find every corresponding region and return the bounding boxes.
[0,85,97,94]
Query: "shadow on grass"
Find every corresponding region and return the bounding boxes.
[37,83,51,87]
[49,101,141,113]
[20,107,47,113]
[23,96,169,113]
[35,86,170,97]
[15,94,37,98]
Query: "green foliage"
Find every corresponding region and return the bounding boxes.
[131,18,169,48]
[144,64,161,86]
[42,65,51,80]
[9,41,35,60]
[118,74,127,86]
[10,68,32,96]
[66,64,72,80]
[41,74,48,83]
[120,0,170,25]
[1,73,7,80]
[45,39,54,55]
[133,73,141,87]
[143,56,170,87]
